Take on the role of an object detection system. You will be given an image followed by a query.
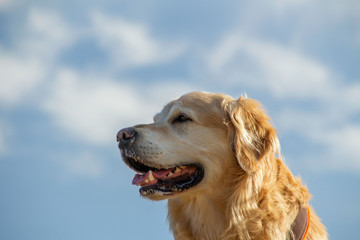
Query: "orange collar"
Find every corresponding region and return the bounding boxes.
[290,206,310,240]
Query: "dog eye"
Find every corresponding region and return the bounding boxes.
[173,114,192,124]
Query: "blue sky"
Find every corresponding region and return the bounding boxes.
[1,0,360,239]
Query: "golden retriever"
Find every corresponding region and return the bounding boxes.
[117,92,327,240]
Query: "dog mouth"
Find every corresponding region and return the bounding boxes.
[122,155,204,197]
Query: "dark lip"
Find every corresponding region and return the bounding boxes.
[121,153,160,173]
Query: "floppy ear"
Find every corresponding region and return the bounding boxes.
[224,97,280,173]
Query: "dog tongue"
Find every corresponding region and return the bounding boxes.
[132,168,173,186]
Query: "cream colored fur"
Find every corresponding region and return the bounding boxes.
[125,92,327,240]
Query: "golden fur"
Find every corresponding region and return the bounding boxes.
[123,92,327,240]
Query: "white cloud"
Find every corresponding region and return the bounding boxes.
[43,69,145,145]
[0,0,13,10]
[0,52,46,106]
[342,83,360,113]
[1,6,357,176]
[289,124,360,173]
[1,7,193,148]
[272,0,310,12]
[275,99,360,172]
[21,8,77,60]
[91,12,187,68]
[322,126,360,169]
[206,32,360,173]
[43,68,194,146]
[0,8,76,107]
[206,34,332,99]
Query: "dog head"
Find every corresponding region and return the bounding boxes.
[117,92,279,200]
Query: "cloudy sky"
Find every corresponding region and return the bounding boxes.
[1,0,359,239]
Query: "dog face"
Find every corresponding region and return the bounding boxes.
[117,92,279,200]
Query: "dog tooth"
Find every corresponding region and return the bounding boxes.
[179,166,187,169]
[175,167,181,173]
[148,170,155,181]
[168,172,174,177]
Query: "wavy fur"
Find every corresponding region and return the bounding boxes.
[122,92,328,240]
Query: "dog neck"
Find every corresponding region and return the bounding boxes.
[168,189,229,240]
[167,158,310,240]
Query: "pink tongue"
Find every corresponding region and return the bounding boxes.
[132,168,173,186]
[153,169,173,178]
[132,174,147,185]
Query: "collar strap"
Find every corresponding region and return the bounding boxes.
[290,206,310,240]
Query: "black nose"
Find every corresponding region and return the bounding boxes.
[117,127,136,144]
